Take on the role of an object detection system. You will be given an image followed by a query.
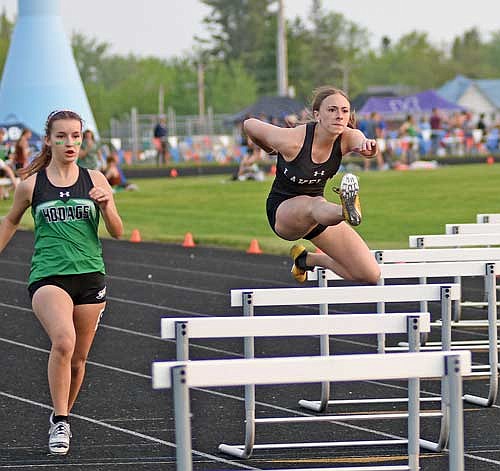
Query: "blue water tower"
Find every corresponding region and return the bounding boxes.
[0,0,98,138]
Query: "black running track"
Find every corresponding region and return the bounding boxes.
[1,231,500,470]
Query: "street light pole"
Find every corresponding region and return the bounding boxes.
[276,0,288,96]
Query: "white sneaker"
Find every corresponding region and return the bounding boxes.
[333,173,362,226]
[48,413,71,455]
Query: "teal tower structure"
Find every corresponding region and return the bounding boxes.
[0,0,98,137]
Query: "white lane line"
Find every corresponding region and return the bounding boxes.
[0,392,261,470]
[0,256,287,286]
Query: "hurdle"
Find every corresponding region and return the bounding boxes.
[446,223,500,234]
[477,213,500,223]
[408,234,500,317]
[161,312,435,459]
[152,351,471,471]
[307,261,498,407]
[230,284,459,453]
[409,233,500,248]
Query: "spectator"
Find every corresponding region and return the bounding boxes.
[78,129,103,170]
[399,115,419,164]
[363,112,385,171]
[429,108,443,155]
[0,128,18,198]
[103,152,138,191]
[153,117,170,166]
[13,128,32,170]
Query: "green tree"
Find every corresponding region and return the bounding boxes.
[359,31,450,91]
[199,0,276,93]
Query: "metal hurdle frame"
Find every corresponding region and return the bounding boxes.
[229,284,460,454]
[477,213,500,223]
[408,234,500,319]
[308,261,498,407]
[152,351,471,471]
[161,312,431,459]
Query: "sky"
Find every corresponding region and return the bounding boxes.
[0,0,499,59]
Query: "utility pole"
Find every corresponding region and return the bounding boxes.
[276,0,288,96]
[197,62,205,123]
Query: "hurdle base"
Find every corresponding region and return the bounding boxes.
[298,399,326,412]
[463,394,494,407]
[218,443,251,459]
[419,438,442,452]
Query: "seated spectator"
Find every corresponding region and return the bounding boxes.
[232,139,265,182]
[78,129,104,170]
[103,152,138,191]
[13,128,32,170]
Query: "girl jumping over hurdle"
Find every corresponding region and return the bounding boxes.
[0,110,123,455]
[244,85,381,284]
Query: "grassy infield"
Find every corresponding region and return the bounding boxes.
[1,163,499,255]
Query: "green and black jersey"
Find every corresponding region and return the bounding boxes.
[29,167,105,285]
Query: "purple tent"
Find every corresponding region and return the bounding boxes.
[359,90,464,116]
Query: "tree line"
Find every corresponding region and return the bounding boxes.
[0,1,500,133]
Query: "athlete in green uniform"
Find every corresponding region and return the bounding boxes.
[0,110,123,455]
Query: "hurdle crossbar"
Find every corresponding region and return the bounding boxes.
[477,213,500,224]
[152,351,471,471]
[307,262,498,407]
[446,223,500,235]
[409,233,500,248]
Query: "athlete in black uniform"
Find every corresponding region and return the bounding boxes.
[244,86,381,284]
[0,110,123,455]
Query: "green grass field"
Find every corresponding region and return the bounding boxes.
[2,163,499,255]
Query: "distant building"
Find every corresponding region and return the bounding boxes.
[438,75,500,123]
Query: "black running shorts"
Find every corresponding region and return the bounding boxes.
[28,272,106,305]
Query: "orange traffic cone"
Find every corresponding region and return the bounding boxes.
[170,168,178,177]
[486,155,494,165]
[246,238,263,254]
[130,228,141,243]
[182,232,196,248]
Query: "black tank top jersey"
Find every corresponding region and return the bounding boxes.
[269,122,343,198]
[31,167,97,212]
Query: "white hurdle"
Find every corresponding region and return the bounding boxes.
[307,261,498,407]
[230,284,459,453]
[409,233,500,248]
[477,213,500,223]
[152,351,471,471]
[161,312,433,459]
[446,223,500,234]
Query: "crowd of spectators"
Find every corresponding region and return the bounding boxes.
[357,108,500,169]
[0,126,138,199]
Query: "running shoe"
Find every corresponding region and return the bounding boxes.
[333,173,362,226]
[48,412,71,455]
[290,244,308,283]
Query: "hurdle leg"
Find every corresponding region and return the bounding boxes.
[464,263,498,406]
[453,276,462,322]
[376,275,386,353]
[299,269,331,412]
[172,365,193,471]
[419,276,429,345]
[407,315,420,470]
[420,286,452,452]
[446,355,465,471]
[219,292,256,458]
[175,321,189,361]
